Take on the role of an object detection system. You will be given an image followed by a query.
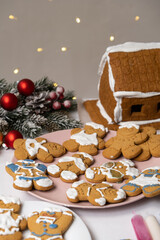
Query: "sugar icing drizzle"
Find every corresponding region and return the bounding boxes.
[0,195,20,205]
[71,130,98,145]
[0,209,23,235]
[25,139,48,156]
[85,122,106,131]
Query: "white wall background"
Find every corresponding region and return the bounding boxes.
[0,0,160,99]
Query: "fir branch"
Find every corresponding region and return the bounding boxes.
[46,111,82,131]
[35,77,56,92]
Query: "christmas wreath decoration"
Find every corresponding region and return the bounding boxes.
[0,77,81,139]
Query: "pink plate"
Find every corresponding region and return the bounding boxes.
[12,129,160,209]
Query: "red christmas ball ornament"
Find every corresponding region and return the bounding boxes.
[49,91,57,100]
[52,101,61,110]
[58,94,64,100]
[4,130,23,149]
[17,79,35,96]
[63,100,71,109]
[0,93,18,111]
[56,86,64,95]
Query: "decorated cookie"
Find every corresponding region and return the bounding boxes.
[103,125,156,160]
[6,159,54,191]
[25,208,73,240]
[47,152,94,183]
[0,195,21,213]
[63,122,107,155]
[85,159,139,183]
[66,180,126,206]
[84,122,108,138]
[0,195,27,240]
[13,137,66,163]
[122,166,160,198]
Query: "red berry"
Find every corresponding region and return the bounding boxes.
[63,100,71,108]
[49,91,57,100]
[52,101,61,110]
[56,86,64,94]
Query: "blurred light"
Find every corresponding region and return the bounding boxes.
[61,47,67,52]
[37,48,43,52]
[76,17,81,23]
[48,0,53,1]
[135,16,140,21]
[9,15,17,20]
[53,83,58,87]
[110,36,115,41]
[13,68,19,74]
[72,96,77,100]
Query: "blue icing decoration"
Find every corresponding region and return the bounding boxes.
[47,211,55,215]
[121,183,140,193]
[7,163,19,173]
[24,159,34,162]
[44,228,47,232]
[49,223,58,229]
[37,164,47,172]
[43,221,47,223]
[144,174,155,177]
[19,176,47,181]
[43,224,46,227]
[143,184,160,194]
[31,232,61,237]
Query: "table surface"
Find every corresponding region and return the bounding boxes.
[1,105,160,240]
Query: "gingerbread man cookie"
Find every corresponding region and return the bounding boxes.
[122,166,160,198]
[66,180,126,206]
[85,159,139,183]
[103,124,156,160]
[63,122,107,155]
[0,195,27,240]
[25,208,73,240]
[14,137,66,163]
[6,159,54,191]
[47,152,94,183]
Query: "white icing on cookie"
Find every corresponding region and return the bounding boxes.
[61,170,77,181]
[130,173,160,187]
[114,189,126,201]
[0,209,23,235]
[25,139,48,157]
[119,123,139,130]
[95,197,106,206]
[85,168,95,179]
[77,152,94,161]
[66,188,78,199]
[72,180,85,188]
[36,216,56,224]
[14,177,32,188]
[0,195,20,205]
[59,156,86,171]
[85,122,106,131]
[36,178,53,188]
[47,165,60,175]
[119,159,139,176]
[71,130,98,145]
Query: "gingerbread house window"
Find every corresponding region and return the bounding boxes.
[157,103,160,112]
[131,104,143,115]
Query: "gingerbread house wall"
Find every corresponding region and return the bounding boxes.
[99,61,116,122]
[121,95,160,121]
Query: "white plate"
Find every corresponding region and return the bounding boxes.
[21,201,92,240]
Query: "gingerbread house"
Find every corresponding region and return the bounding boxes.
[84,42,160,130]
